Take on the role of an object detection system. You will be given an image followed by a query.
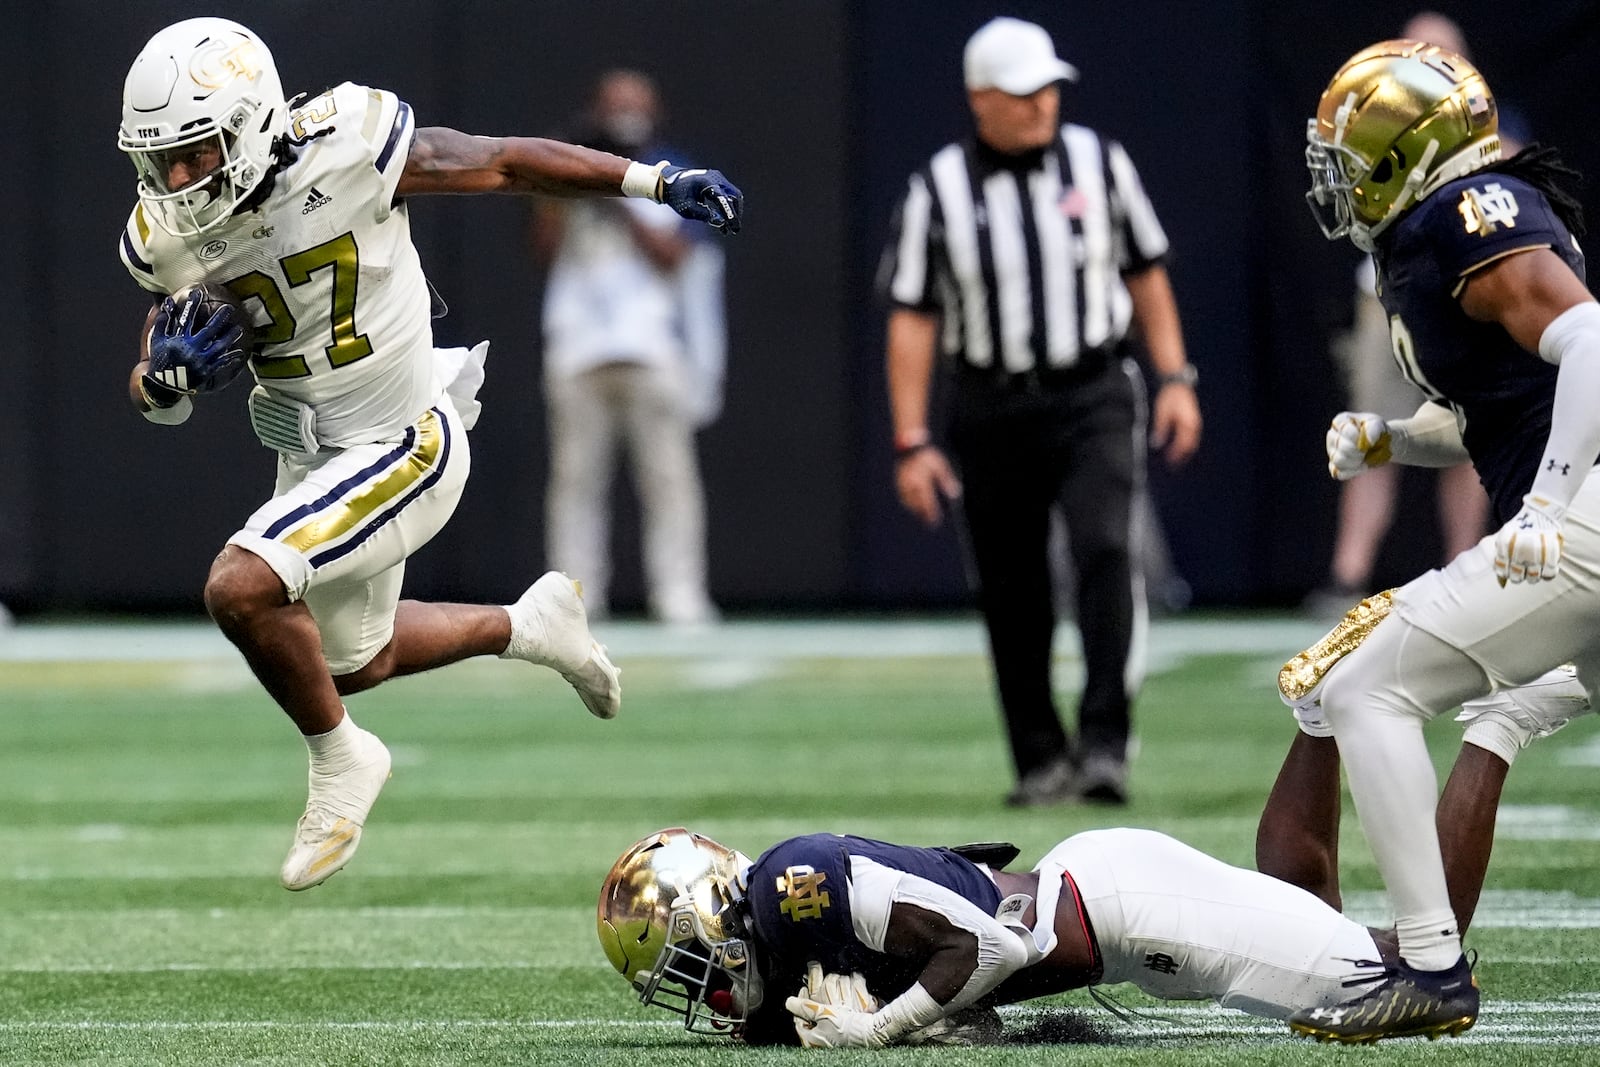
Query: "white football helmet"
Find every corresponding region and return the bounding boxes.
[118,18,287,238]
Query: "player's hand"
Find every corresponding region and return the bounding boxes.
[822,972,877,1014]
[1325,411,1393,480]
[787,995,886,1049]
[799,961,880,1014]
[145,292,249,397]
[659,164,743,234]
[1493,494,1566,587]
[895,446,962,527]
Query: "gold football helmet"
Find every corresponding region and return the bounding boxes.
[597,828,759,1033]
[1306,40,1500,251]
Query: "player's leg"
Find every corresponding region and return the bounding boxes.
[1295,618,1485,1038]
[953,393,1072,805]
[205,545,347,735]
[545,366,622,617]
[326,575,621,719]
[624,363,716,625]
[1055,362,1143,802]
[1284,514,1600,1042]
[335,598,517,692]
[1270,595,1591,937]
[212,405,468,888]
[1255,732,1343,910]
[1039,828,1387,1021]
[1256,727,1516,933]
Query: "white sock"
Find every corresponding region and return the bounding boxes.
[304,710,366,775]
[1395,913,1465,972]
[1462,719,1524,767]
[500,601,547,663]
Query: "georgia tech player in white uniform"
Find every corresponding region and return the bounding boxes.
[115,17,742,891]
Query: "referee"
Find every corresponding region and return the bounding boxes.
[882,17,1202,806]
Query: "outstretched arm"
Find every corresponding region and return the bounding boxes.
[397,128,631,197]
[397,127,742,232]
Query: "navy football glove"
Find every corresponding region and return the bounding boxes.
[660,164,743,234]
[144,291,249,400]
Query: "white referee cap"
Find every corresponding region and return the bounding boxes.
[964,17,1079,94]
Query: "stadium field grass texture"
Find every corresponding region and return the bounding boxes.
[2,616,1598,1066]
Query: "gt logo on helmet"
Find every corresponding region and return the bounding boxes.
[189,38,263,92]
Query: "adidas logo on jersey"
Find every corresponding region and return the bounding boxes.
[301,186,333,215]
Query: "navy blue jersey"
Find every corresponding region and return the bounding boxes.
[735,834,1001,1043]
[1373,171,1586,523]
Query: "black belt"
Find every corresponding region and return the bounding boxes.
[956,345,1119,392]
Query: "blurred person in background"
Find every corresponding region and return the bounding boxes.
[117,19,740,891]
[880,18,1202,808]
[1305,11,1530,617]
[531,70,725,626]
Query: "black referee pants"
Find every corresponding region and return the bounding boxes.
[950,359,1146,780]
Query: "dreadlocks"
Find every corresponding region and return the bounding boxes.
[1494,144,1586,237]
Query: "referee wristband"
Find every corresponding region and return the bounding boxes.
[893,429,932,461]
[1156,364,1198,389]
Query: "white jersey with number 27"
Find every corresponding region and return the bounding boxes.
[119,82,434,447]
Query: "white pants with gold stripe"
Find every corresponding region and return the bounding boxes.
[228,397,471,675]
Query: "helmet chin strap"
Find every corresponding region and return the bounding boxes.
[1330,91,1357,147]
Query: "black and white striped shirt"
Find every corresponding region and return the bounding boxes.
[882,123,1169,374]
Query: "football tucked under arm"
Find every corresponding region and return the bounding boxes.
[134,284,256,425]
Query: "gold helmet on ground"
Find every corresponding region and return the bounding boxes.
[597,827,759,1033]
[1306,39,1500,251]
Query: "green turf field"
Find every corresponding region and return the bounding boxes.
[2,616,1598,1066]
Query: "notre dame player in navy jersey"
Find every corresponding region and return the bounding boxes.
[1372,167,1580,523]
[736,833,1004,1042]
[1292,40,1600,1043]
[595,689,1598,1054]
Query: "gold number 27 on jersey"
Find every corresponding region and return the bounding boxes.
[228,231,374,379]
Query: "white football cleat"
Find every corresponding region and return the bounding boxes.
[1456,665,1592,746]
[280,728,392,892]
[503,571,621,720]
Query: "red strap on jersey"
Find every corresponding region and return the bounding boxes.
[1061,869,1103,983]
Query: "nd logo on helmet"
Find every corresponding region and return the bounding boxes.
[189,38,263,91]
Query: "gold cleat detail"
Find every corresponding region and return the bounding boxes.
[1279,589,1397,703]
[1290,1013,1475,1045]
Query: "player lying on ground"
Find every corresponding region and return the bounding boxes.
[596,635,1589,1046]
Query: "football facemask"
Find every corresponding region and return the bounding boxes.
[597,827,760,1034]
[118,17,287,238]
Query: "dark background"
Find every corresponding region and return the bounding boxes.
[3,1,1597,616]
